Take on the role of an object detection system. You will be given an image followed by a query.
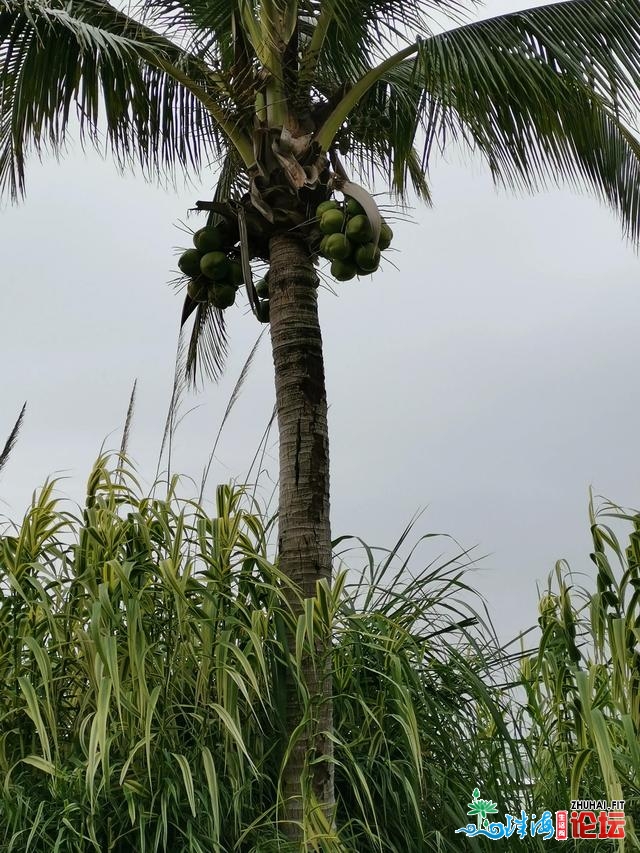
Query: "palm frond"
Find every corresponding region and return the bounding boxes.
[0,401,26,475]
[0,0,249,199]
[413,0,640,239]
[184,300,230,386]
[339,59,433,200]
[210,146,249,207]
[314,0,640,237]
[135,0,236,42]
[180,293,199,327]
[136,0,261,124]
[311,0,471,87]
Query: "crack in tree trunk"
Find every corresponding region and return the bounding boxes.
[295,417,302,487]
[268,232,334,843]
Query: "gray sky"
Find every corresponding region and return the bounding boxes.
[2,0,640,644]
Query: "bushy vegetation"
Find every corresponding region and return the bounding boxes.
[0,457,637,851]
[521,497,640,847]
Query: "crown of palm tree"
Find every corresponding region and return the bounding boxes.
[3,0,640,200]
[0,0,640,195]
[3,0,640,377]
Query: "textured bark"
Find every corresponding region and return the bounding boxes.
[268,233,334,841]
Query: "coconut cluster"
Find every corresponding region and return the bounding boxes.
[316,198,393,281]
[178,225,243,310]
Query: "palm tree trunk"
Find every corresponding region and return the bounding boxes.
[268,233,334,840]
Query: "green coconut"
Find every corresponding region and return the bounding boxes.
[209,283,236,309]
[324,233,353,262]
[212,269,232,288]
[346,214,373,244]
[345,197,364,217]
[355,243,381,273]
[255,277,270,299]
[330,259,357,281]
[186,276,210,302]
[192,227,206,247]
[320,209,345,235]
[379,221,393,251]
[194,227,224,253]
[229,259,244,287]
[200,251,230,280]
[257,299,270,323]
[316,200,339,218]
[178,249,203,278]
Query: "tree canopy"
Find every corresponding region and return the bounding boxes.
[3,0,640,240]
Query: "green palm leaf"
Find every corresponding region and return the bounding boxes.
[412,0,640,238]
[184,300,230,386]
[340,60,433,199]
[316,0,640,234]
[0,0,250,199]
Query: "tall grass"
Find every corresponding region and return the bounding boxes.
[0,455,544,852]
[1,456,638,850]
[519,496,639,850]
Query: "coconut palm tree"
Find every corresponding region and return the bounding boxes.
[3,0,640,841]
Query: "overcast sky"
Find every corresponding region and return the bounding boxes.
[2,0,640,643]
